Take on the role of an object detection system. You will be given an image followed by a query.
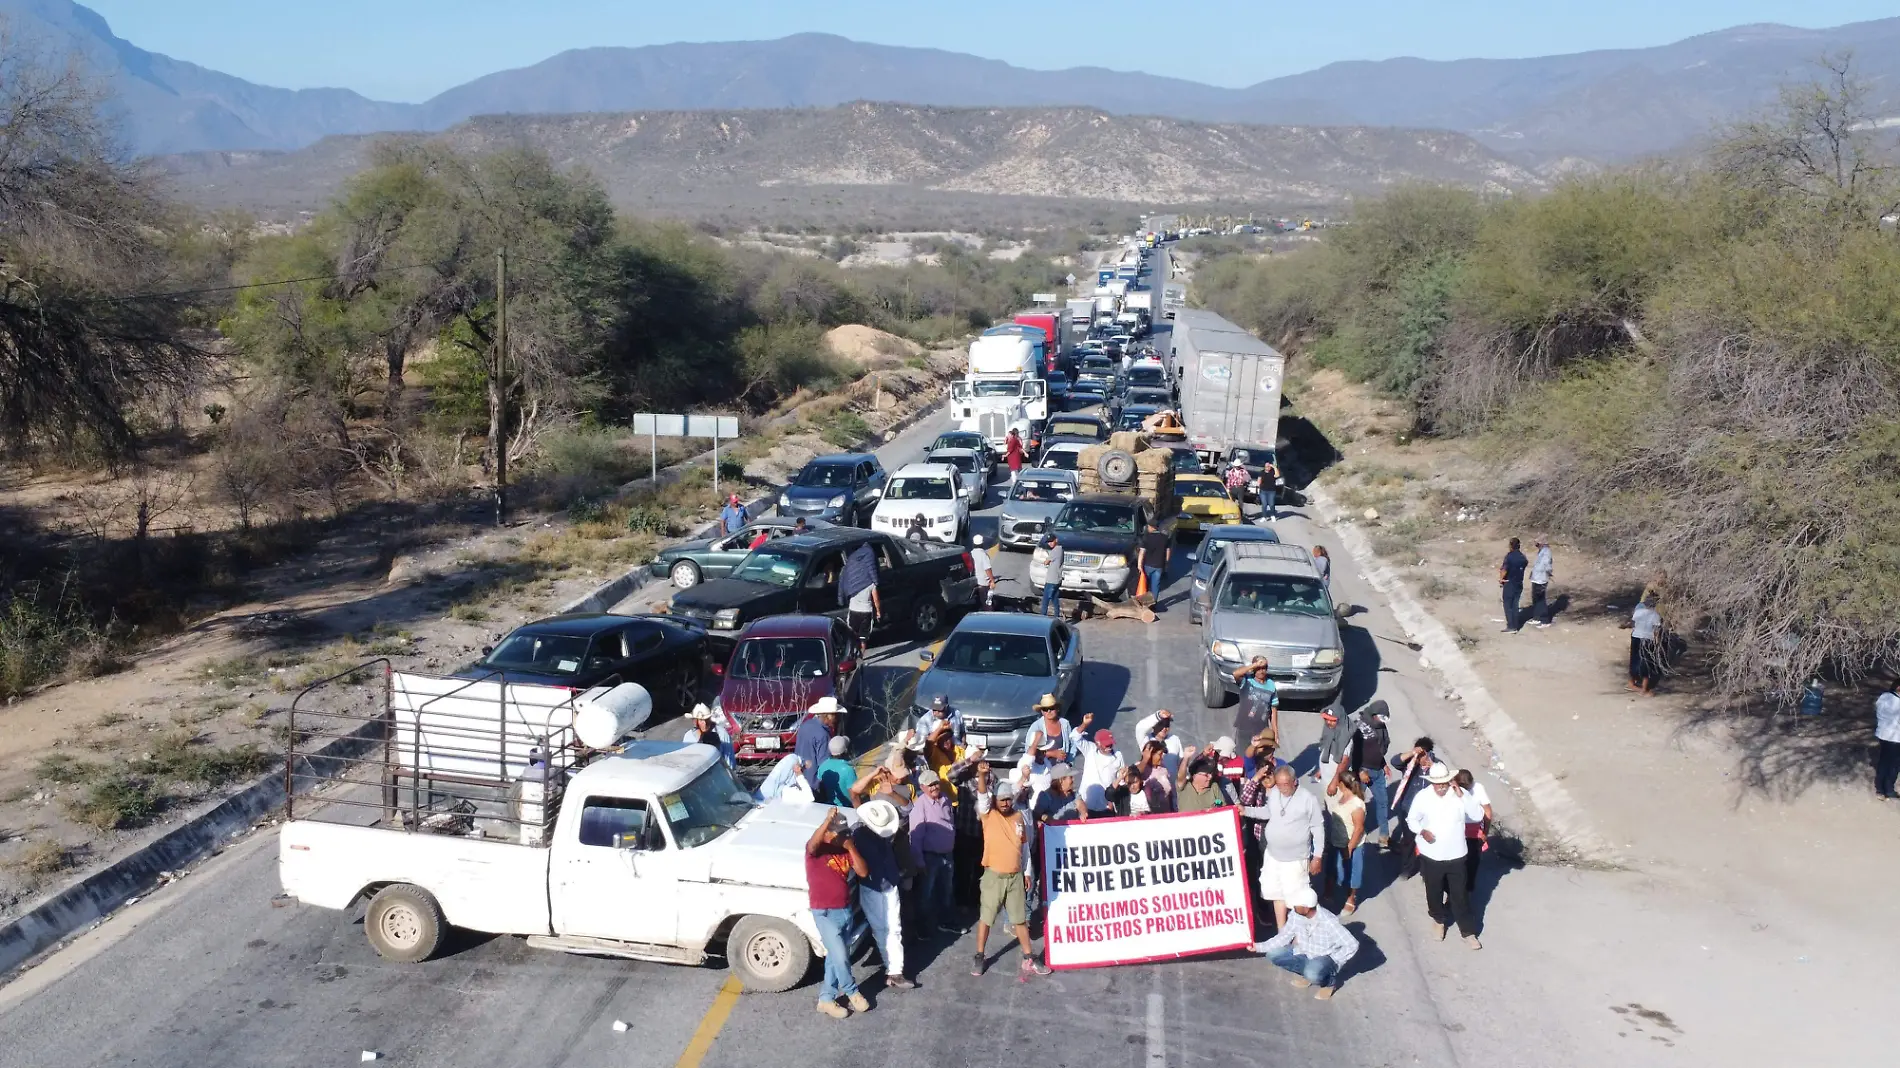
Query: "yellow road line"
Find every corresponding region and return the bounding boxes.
[674,975,743,1068]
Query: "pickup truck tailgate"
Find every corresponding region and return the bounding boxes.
[280,820,553,936]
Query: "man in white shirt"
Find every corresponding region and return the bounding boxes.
[1625,597,1663,695]
[1067,714,1128,816]
[1876,678,1900,800]
[1528,537,1555,628]
[1405,763,1487,949]
[969,534,996,609]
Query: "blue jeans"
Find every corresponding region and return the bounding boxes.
[811,907,857,1000]
[1143,567,1163,595]
[919,851,956,925]
[1331,842,1368,891]
[1365,776,1391,840]
[1040,582,1061,616]
[1266,945,1338,988]
[1259,488,1276,516]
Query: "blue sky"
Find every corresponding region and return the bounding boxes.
[80,0,1900,101]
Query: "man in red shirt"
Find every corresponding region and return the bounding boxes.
[805,809,870,1019]
[1005,429,1024,482]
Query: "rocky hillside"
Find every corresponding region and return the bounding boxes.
[159,103,1542,218]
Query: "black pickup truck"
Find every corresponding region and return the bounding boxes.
[668,528,980,643]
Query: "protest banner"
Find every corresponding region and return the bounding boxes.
[1039,808,1255,969]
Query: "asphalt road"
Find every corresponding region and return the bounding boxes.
[0,247,1636,1068]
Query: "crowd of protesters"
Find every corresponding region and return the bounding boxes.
[777,676,1499,1018]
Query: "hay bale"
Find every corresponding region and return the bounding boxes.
[1134,449,1172,474]
[1106,431,1147,454]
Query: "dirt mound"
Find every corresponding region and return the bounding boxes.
[824,325,922,365]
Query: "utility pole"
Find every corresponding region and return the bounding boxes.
[493,247,508,527]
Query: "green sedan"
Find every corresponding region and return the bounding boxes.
[647,517,833,589]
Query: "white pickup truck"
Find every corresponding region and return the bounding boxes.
[280,735,837,992]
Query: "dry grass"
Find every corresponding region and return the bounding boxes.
[12,838,72,877]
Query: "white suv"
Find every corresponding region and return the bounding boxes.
[871,463,969,543]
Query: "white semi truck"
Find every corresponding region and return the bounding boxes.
[949,333,1047,447]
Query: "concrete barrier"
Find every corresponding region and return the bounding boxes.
[0,721,384,977]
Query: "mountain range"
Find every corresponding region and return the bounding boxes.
[154,104,1543,220]
[3,0,1897,163]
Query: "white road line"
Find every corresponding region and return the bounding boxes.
[1146,987,1167,1068]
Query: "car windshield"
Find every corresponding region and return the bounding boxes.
[1229,449,1272,466]
[886,476,953,501]
[1127,367,1164,386]
[1047,373,1069,388]
[795,464,855,488]
[1046,419,1101,438]
[664,763,756,849]
[1057,503,1138,533]
[1217,575,1331,616]
[1040,449,1081,471]
[932,433,984,452]
[931,453,976,473]
[1082,358,1112,372]
[936,631,1052,677]
[1117,410,1156,430]
[1011,479,1074,503]
[481,632,589,676]
[728,550,806,588]
[731,637,830,680]
[1167,450,1203,473]
[971,381,1022,397]
[1178,480,1230,500]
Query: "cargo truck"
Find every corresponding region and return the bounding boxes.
[1178,322,1287,470]
[1013,311,1065,374]
[950,332,1047,447]
[1065,297,1096,336]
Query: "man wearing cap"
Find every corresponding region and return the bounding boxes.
[1031,763,1087,823]
[908,769,959,931]
[1311,699,1349,783]
[1347,701,1394,842]
[1068,713,1128,818]
[1175,751,1229,813]
[795,698,843,793]
[971,766,1051,979]
[854,799,914,990]
[719,494,748,537]
[816,735,859,807]
[915,693,965,746]
[1240,766,1326,934]
[1405,762,1487,949]
[1253,883,1359,1000]
[805,807,869,1019]
[682,704,735,767]
[1528,536,1555,628]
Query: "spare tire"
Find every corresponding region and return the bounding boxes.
[1098,450,1138,487]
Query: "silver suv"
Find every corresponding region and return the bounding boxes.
[1201,542,1345,706]
[998,469,1079,549]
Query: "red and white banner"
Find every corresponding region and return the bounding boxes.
[1040,808,1255,969]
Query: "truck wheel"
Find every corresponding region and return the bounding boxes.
[911,595,947,639]
[365,883,446,963]
[727,916,812,993]
[1201,661,1234,709]
[670,560,702,589]
[1098,450,1138,487]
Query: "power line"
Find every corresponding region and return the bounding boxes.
[79,260,449,306]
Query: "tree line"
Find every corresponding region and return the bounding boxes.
[1194,58,1900,700]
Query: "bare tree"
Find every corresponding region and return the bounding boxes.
[0,24,205,459]
[1714,52,1900,229]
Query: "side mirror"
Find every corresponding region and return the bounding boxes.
[919,650,936,663]
[1185,552,1197,562]
[836,658,856,675]
[482,646,494,657]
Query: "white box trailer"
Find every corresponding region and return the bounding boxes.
[1180,323,1287,467]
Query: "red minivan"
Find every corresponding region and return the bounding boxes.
[713,614,860,769]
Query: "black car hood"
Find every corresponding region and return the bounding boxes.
[672,578,796,612]
[1049,529,1138,554]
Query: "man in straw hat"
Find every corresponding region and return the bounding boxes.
[1253,881,1358,1001]
[1404,762,1487,950]
[854,799,914,990]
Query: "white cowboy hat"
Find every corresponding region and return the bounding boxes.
[808,695,843,717]
[690,703,712,720]
[1426,763,1457,785]
[859,799,902,838]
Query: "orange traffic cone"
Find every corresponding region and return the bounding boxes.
[1135,568,1149,600]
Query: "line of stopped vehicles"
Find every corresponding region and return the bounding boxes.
[272,235,1351,995]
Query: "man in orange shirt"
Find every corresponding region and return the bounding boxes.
[970,772,1052,979]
